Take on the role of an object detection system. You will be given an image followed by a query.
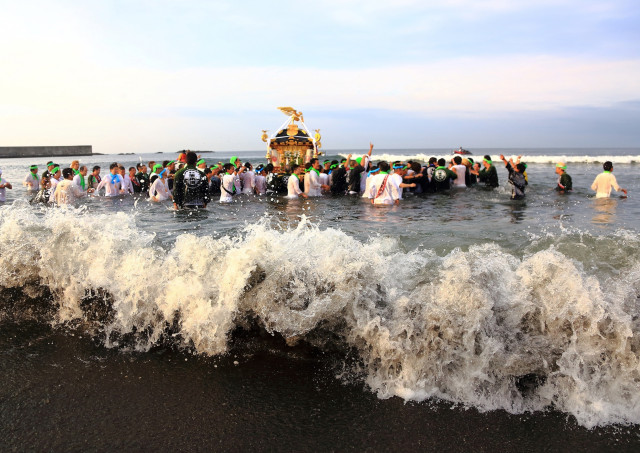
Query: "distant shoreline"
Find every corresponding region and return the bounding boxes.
[0,146,93,159]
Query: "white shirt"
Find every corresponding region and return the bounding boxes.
[591,172,621,198]
[150,177,171,201]
[220,173,235,203]
[319,172,330,188]
[255,174,267,195]
[122,175,135,194]
[53,179,86,206]
[24,172,40,191]
[72,174,87,191]
[287,174,304,198]
[304,169,322,197]
[240,170,256,195]
[368,173,400,205]
[452,164,467,187]
[96,173,124,197]
[48,177,62,202]
[390,173,404,200]
[362,172,378,198]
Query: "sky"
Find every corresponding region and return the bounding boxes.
[0,0,639,153]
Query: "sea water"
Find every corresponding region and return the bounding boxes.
[1,148,640,449]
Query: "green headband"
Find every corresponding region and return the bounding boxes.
[153,164,163,173]
[556,163,567,170]
[30,165,38,171]
[211,165,219,170]
[197,159,206,165]
[483,159,492,165]
[51,166,60,174]
[230,156,238,165]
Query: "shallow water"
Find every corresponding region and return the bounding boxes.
[1,148,640,449]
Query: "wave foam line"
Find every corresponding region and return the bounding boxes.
[1,202,640,428]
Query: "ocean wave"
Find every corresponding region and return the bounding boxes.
[1,203,640,428]
[341,153,640,164]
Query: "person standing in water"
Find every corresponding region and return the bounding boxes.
[499,155,526,200]
[287,165,308,199]
[555,162,572,193]
[471,155,499,188]
[591,161,627,198]
[0,169,13,202]
[23,165,40,192]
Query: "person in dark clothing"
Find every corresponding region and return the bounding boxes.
[430,158,456,192]
[135,163,150,194]
[500,154,526,200]
[465,158,477,186]
[173,151,209,209]
[404,162,429,194]
[207,166,221,197]
[347,157,365,194]
[555,162,572,192]
[471,155,499,188]
[330,155,350,195]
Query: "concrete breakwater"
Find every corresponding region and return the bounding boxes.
[0,146,92,159]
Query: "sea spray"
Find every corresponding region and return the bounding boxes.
[1,203,640,427]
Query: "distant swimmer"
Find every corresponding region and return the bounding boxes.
[0,169,13,202]
[591,161,627,198]
[555,162,572,193]
[287,164,308,198]
[23,165,40,191]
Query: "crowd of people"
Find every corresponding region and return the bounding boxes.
[0,147,628,208]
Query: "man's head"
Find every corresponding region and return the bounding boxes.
[428,157,438,166]
[310,158,320,170]
[453,156,462,165]
[223,163,235,173]
[515,163,526,173]
[80,165,88,176]
[556,162,567,175]
[92,166,101,175]
[30,165,38,174]
[483,155,492,168]
[71,160,80,170]
[291,164,302,175]
[603,161,613,172]
[378,161,390,173]
[62,168,74,180]
[437,158,446,167]
[186,151,198,165]
[129,167,136,177]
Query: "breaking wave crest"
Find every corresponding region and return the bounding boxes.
[1,202,640,428]
[347,153,640,164]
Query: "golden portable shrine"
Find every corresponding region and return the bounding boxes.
[261,107,322,170]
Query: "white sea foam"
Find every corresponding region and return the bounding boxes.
[342,153,640,164]
[1,203,640,428]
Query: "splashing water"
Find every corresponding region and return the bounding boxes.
[1,203,640,428]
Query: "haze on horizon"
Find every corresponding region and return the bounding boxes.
[1,0,639,154]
